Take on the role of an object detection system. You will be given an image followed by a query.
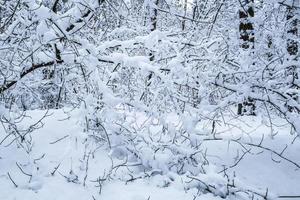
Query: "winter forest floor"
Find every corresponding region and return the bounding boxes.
[1,109,299,200]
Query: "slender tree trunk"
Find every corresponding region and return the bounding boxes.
[140,0,160,104]
[237,0,256,115]
[192,0,198,20]
[286,6,298,58]
[150,0,159,32]
[239,0,254,49]
[286,3,299,112]
[182,0,188,30]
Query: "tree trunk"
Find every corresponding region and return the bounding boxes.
[150,0,159,32]
[286,3,299,112]
[286,6,298,57]
[237,0,256,116]
[182,0,188,30]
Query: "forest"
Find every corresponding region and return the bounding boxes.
[0,0,299,199]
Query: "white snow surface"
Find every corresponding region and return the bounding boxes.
[0,109,299,200]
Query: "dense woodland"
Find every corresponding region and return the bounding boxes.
[0,0,299,200]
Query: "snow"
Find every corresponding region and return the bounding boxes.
[1,1,300,200]
[1,109,299,200]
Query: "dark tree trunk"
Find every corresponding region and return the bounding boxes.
[182,0,188,30]
[238,0,256,116]
[286,5,299,112]
[150,0,159,32]
[287,7,298,57]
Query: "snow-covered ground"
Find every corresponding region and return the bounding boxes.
[0,109,299,200]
